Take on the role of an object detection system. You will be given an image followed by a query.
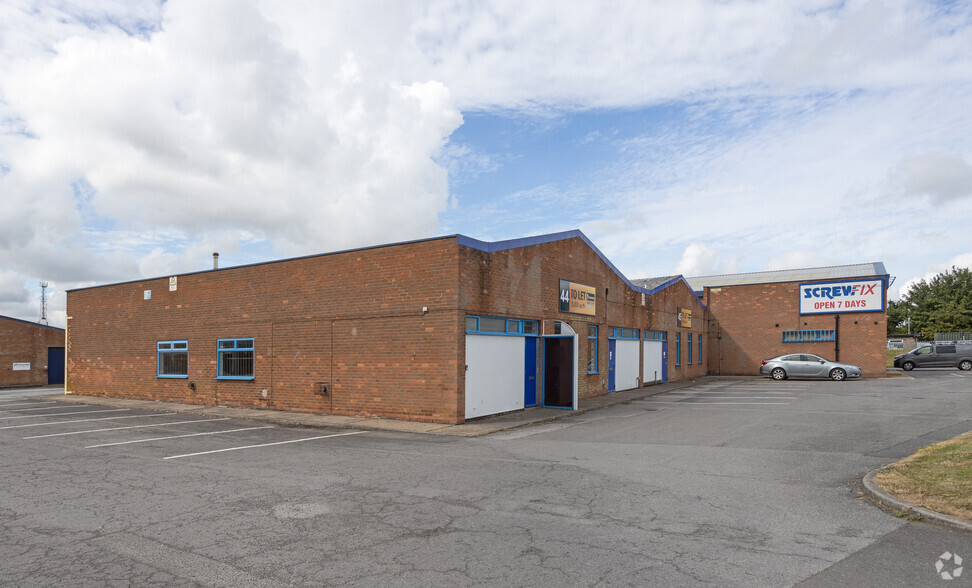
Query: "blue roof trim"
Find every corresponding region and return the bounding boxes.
[457,230,706,309]
[0,314,65,332]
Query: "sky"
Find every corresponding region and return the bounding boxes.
[1,0,971,329]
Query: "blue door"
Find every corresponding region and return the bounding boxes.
[524,337,538,407]
[608,339,616,392]
[661,341,668,383]
[47,347,65,385]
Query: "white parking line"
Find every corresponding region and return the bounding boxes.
[3,405,81,413]
[0,408,130,421]
[24,418,233,439]
[0,401,57,409]
[86,426,276,448]
[163,430,367,460]
[0,413,169,430]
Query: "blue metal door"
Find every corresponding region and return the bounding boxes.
[661,341,668,383]
[47,347,64,385]
[608,339,616,392]
[524,337,538,407]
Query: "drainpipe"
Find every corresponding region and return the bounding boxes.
[834,314,840,362]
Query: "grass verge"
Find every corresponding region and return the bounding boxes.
[874,431,972,521]
[886,349,903,368]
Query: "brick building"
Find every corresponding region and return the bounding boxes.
[685,264,889,377]
[0,315,65,387]
[66,230,706,423]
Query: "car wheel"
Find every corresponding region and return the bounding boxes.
[902,361,915,371]
[771,367,786,380]
[960,360,972,371]
[830,368,846,381]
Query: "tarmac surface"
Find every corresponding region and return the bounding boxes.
[2,369,971,586]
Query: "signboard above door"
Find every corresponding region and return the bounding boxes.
[559,279,596,316]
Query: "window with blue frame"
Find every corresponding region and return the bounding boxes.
[217,338,254,379]
[698,334,703,364]
[157,341,188,378]
[608,327,639,340]
[644,330,666,341]
[688,334,693,365]
[676,333,681,366]
[587,325,598,373]
[782,329,836,343]
[466,315,539,336]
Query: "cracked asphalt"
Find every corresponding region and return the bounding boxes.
[2,371,971,587]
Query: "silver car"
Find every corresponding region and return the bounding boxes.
[759,353,862,381]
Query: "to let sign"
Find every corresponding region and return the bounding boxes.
[559,279,596,316]
[679,308,692,328]
[799,279,884,314]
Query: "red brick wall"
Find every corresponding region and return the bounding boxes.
[67,238,462,423]
[0,317,64,387]
[67,233,714,424]
[704,279,887,377]
[458,237,708,405]
[646,280,708,382]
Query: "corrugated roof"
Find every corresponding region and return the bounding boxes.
[683,262,889,288]
[631,276,680,290]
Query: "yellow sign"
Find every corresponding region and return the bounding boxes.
[679,308,692,328]
[559,279,596,316]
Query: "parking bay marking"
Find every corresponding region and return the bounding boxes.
[0,413,170,430]
[85,426,276,448]
[163,430,368,460]
[0,401,57,409]
[0,408,130,421]
[3,405,89,413]
[24,418,233,439]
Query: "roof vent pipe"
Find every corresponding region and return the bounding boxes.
[213,252,219,270]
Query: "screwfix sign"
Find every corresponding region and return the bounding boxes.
[799,279,884,315]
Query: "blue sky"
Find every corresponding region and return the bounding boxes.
[1,0,971,327]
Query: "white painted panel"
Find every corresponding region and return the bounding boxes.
[465,335,525,419]
[643,341,663,383]
[616,340,640,391]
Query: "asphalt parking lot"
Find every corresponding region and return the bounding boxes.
[2,370,971,586]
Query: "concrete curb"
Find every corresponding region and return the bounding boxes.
[862,468,972,533]
[55,376,714,437]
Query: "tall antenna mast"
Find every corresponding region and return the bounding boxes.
[39,282,49,325]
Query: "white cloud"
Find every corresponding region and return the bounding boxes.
[0,0,970,325]
[764,252,836,272]
[675,242,741,277]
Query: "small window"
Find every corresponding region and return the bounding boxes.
[937,345,956,354]
[506,319,521,334]
[523,321,538,335]
[157,340,188,378]
[688,335,693,365]
[587,325,598,374]
[676,333,681,366]
[782,329,836,343]
[644,330,666,341]
[697,334,702,364]
[465,317,478,331]
[217,338,254,379]
[609,327,639,340]
[479,317,506,333]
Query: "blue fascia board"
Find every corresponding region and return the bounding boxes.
[457,230,706,309]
